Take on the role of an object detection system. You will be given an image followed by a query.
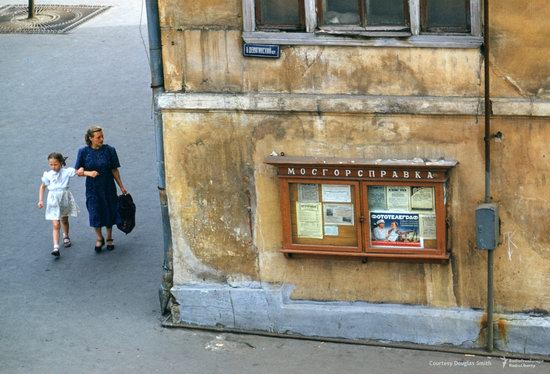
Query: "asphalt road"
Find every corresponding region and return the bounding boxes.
[0,1,548,373]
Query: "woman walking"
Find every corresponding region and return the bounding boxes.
[76,126,128,252]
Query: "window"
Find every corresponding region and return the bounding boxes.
[421,0,471,33]
[255,0,304,31]
[243,0,482,48]
[265,156,457,261]
[319,0,409,29]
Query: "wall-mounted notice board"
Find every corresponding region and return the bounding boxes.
[265,156,458,262]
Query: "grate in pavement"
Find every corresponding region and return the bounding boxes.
[0,4,110,34]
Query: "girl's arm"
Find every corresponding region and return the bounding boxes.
[112,168,127,194]
[83,170,99,178]
[76,168,98,178]
[38,183,46,208]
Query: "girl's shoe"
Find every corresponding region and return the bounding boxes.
[94,238,105,253]
[106,239,115,251]
[63,237,72,248]
[51,246,60,257]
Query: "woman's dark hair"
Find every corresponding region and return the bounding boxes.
[48,152,68,167]
[85,126,103,146]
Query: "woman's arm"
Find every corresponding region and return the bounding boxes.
[38,183,46,208]
[112,168,127,194]
[77,169,99,178]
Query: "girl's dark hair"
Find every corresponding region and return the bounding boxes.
[85,126,103,146]
[48,152,68,166]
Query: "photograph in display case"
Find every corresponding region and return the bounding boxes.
[370,212,422,248]
[324,203,354,226]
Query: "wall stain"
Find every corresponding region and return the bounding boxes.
[497,318,508,344]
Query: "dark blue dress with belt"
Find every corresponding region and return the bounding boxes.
[75,144,120,228]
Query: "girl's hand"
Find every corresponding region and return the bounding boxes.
[38,201,43,209]
[76,167,85,176]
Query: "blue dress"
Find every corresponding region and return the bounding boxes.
[75,144,121,228]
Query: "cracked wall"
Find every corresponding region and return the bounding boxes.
[163,110,550,312]
[491,1,550,98]
[159,0,550,314]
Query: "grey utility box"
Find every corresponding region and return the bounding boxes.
[475,203,500,250]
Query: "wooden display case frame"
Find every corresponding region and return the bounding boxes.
[265,156,457,262]
[281,179,363,255]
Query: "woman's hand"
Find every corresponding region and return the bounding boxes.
[112,168,127,194]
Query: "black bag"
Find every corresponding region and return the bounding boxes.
[117,193,136,234]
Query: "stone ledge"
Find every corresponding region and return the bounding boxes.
[172,283,482,347]
[159,93,550,117]
[171,283,550,355]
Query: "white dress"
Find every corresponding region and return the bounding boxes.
[41,167,80,220]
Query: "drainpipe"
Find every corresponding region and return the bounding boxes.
[145,0,173,315]
[483,0,494,352]
[28,0,35,18]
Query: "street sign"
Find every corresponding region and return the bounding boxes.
[243,44,280,58]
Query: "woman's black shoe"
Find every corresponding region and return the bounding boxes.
[95,238,105,253]
[106,239,115,251]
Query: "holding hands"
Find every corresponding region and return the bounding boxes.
[77,167,99,178]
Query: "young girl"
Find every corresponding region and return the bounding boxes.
[38,152,98,257]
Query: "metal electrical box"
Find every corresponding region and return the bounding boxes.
[475,203,500,250]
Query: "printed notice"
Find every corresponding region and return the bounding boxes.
[322,184,352,203]
[411,187,435,211]
[324,203,354,226]
[296,202,323,239]
[368,186,387,211]
[370,212,422,248]
[324,225,339,236]
[420,214,437,239]
[298,184,319,203]
[386,186,410,211]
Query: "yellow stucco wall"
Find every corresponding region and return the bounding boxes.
[161,28,482,96]
[163,111,550,312]
[159,0,550,313]
[491,1,550,98]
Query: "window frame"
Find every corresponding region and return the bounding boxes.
[243,0,482,48]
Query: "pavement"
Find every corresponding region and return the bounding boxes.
[0,1,548,373]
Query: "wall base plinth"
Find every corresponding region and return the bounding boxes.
[171,283,550,356]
